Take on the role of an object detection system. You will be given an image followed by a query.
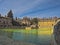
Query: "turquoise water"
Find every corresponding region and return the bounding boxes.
[12,32,51,45]
[0,29,52,45]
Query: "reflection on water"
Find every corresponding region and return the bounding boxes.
[0,29,52,45]
[12,30,52,45]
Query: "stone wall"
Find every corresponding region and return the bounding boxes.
[0,17,12,28]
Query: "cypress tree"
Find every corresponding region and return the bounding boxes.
[7,10,13,19]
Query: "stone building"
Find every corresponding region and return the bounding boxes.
[21,17,31,26]
[0,10,59,29]
[0,10,13,28]
[0,10,23,28]
[38,17,58,28]
[0,16,12,28]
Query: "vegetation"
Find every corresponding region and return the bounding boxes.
[7,10,13,19]
[31,18,38,24]
[0,27,53,35]
[0,10,58,29]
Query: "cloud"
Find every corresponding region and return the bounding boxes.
[20,4,60,16]
[0,0,60,18]
[18,0,60,17]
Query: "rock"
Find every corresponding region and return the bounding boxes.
[54,21,60,45]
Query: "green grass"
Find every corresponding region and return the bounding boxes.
[0,27,53,35]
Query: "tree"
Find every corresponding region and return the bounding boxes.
[31,18,38,24]
[7,10,13,19]
[7,10,14,25]
[0,14,1,17]
[31,18,38,29]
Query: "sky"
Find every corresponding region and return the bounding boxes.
[0,0,60,18]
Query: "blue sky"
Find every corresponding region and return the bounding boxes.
[0,0,60,18]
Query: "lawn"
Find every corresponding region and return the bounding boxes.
[0,27,53,35]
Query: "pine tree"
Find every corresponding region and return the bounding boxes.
[7,10,13,19]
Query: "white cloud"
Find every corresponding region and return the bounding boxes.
[0,0,60,17]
